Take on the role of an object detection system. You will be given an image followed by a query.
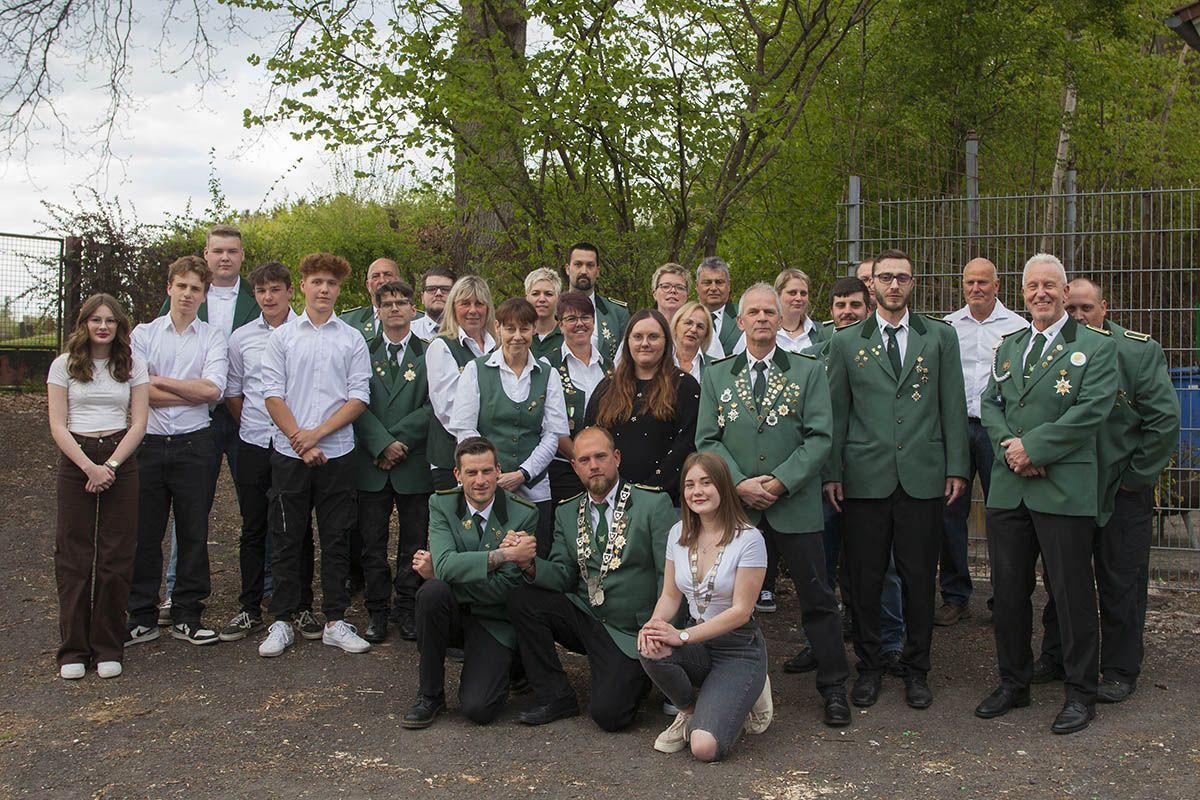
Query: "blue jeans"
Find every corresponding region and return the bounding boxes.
[823,499,904,653]
[939,418,994,606]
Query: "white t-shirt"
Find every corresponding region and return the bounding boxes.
[47,353,149,433]
[667,522,768,622]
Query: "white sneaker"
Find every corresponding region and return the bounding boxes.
[97,661,123,679]
[653,710,693,753]
[59,663,85,680]
[158,598,172,626]
[322,620,371,654]
[259,621,295,658]
[745,675,774,734]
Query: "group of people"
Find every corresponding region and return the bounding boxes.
[47,225,1180,762]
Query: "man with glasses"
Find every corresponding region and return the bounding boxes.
[651,263,691,322]
[341,258,402,341]
[696,256,740,358]
[412,267,456,341]
[824,249,969,711]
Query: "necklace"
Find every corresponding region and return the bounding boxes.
[576,483,632,606]
[689,538,727,616]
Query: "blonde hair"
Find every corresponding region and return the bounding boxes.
[651,262,691,294]
[438,275,497,340]
[524,268,562,294]
[671,300,712,352]
[773,267,810,295]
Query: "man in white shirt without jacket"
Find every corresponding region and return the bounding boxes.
[258,252,373,658]
[126,256,227,647]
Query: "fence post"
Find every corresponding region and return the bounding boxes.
[847,175,862,274]
[1064,160,1077,272]
[966,131,979,251]
[63,236,83,344]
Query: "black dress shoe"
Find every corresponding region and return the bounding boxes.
[363,613,389,644]
[1096,678,1135,704]
[974,685,1031,719]
[517,695,579,726]
[402,694,445,729]
[823,690,851,727]
[1031,658,1065,684]
[782,646,817,673]
[850,673,882,708]
[1050,700,1095,734]
[904,675,933,709]
[397,616,417,642]
[883,651,906,678]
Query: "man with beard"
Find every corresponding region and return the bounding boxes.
[411,267,456,341]
[507,426,676,730]
[563,243,628,361]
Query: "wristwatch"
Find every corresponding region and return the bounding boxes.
[518,467,531,484]
[105,459,120,470]
[678,629,690,643]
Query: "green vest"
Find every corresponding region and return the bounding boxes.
[427,337,478,470]
[475,354,553,485]
[547,347,614,435]
[531,327,563,360]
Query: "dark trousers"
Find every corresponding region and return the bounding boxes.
[767,523,850,692]
[535,500,554,559]
[431,467,458,491]
[1039,488,1153,684]
[549,459,583,504]
[939,418,993,606]
[508,586,648,731]
[208,404,240,503]
[128,430,214,627]
[268,450,356,622]
[842,488,942,676]
[357,486,431,618]
[56,433,139,665]
[235,441,315,615]
[989,503,1098,703]
[415,580,512,724]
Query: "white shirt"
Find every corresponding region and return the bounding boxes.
[667,523,768,622]
[206,279,241,338]
[876,309,911,364]
[260,310,371,460]
[673,350,704,383]
[562,343,607,404]
[1021,311,1070,367]
[132,314,228,436]
[47,354,150,433]
[226,310,297,448]
[426,331,497,431]
[466,497,495,527]
[586,291,602,351]
[705,307,729,359]
[411,314,441,342]
[946,299,1027,417]
[588,481,622,533]
[746,347,776,390]
[379,329,415,366]
[449,350,569,503]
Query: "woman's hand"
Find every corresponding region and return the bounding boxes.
[641,618,685,647]
[637,622,674,659]
[84,463,115,493]
[497,470,525,492]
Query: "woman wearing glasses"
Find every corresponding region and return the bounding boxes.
[652,263,692,324]
[670,301,712,383]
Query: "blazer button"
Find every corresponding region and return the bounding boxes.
[896,393,901,399]
[897,444,903,450]
[759,454,766,461]
[1018,400,1025,407]
[1016,427,1023,434]
[896,418,903,424]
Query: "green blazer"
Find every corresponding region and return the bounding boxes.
[530,481,675,659]
[982,317,1118,517]
[807,319,833,346]
[696,348,832,533]
[826,313,970,500]
[713,302,741,356]
[531,327,564,361]
[338,305,378,341]
[157,280,259,331]
[594,294,630,361]
[1095,321,1179,526]
[427,488,539,649]
[353,334,434,494]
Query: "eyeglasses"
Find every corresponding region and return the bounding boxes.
[560,315,593,326]
[874,273,913,286]
[379,299,412,310]
[656,282,688,293]
[423,285,452,294]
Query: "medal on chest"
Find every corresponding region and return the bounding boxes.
[576,483,632,607]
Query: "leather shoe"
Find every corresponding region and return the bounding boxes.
[823,689,851,727]
[933,602,971,626]
[396,616,417,642]
[974,685,1031,719]
[517,695,579,726]
[363,613,389,644]
[402,694,445,729]
[1050,699,1095,734]
[883,651,906,678]
[850,673,882,708]
[1031,658,1065,684]
[782,646,817,673]
[904,675,933,709]
[1096,678,1135,704]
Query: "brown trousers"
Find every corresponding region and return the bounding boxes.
[56,432,139,666]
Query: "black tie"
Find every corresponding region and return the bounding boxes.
[752,362,767,405]
[593,501,609,549]
[472,513,485,538]
[884,325,903,375]
[387,342,403,379]
[1024,333,1046,377]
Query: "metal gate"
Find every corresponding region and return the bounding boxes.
[0,233,64,389]
[837,183,1200,590]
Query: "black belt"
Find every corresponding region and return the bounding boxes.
[142,428,211,444]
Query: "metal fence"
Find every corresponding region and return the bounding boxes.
[838,182,1200,591]
[0,233,64,389]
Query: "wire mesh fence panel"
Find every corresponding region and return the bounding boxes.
[0,233,64,389]
[838,186,1200,590]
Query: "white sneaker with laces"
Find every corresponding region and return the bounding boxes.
[322,620,371,654]
[653,710,693,753]
[59,663,85,680]
[259,621,295,658]
[744,675,773,734]
[97,661,123,679]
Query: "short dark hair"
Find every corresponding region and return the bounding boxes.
[375,279,414,306]
[248,260,292,289]
[454,436,498,468]
[830,276,869,305]
[495,297,538,328]
[298,252,351,281]
[566,242,599,264]
[871,248,911,274]
[421,266,456,287]
[556,291,594,320]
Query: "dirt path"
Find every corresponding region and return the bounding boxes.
[1,394,1197,799]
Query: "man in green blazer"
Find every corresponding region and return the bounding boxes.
[563,242,629,360]
[697,256,742,357]
[338,258,402,341]
[352,279,434,644]
[975,254,1118,735]
[824,249,969,712]
[1034,277,1179,704]
[507,426,676,730]
[403,436,539,728]
[695,282,851,726]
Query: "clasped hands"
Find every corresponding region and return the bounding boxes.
[1001,437,1046,478]
[84,462,116,493]
[737,476,784,511]
[637,618,684,660]
[289,428,328,466]
[411,529,537,580]
[373,441,410,471]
